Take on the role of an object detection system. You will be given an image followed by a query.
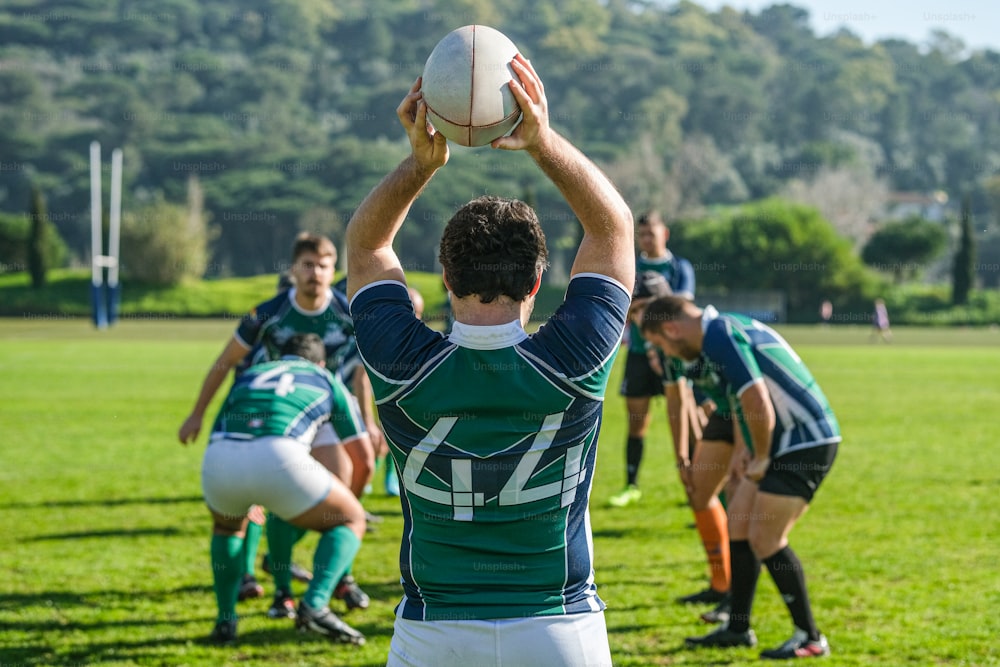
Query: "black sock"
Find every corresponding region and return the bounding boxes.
[727,540,760,633]
[625,436,643,486]
[763,546,819,641]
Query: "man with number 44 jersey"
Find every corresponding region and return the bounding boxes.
[344,56,634,667]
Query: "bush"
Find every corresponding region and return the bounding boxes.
[884,284,1000,326]
[120,197,213,286]
[671,198,881,322]
[0,211,68,275]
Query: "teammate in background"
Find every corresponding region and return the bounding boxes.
[345,58,633,667]
[642,296,838,659]
[194,333,368,645]
[177,232,377,614]
[665,347,740,620]
[628,272,735,609]
[608,210,695,508]
[870,298,892,343]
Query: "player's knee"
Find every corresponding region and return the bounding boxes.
[688,489,713,512]
[747,526,782,559]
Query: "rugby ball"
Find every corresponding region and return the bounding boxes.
[421,25,523,147]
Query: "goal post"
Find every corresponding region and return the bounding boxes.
[89,141,122,329]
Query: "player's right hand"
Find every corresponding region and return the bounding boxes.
[398,77,449,172]
[178,414,202,445]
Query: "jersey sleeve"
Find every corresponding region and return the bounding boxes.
[349,281,447,400]
[703,318,762,397]
[672,257,696,299]
[234,310,263,349]
[233,294,283,349]
[528,274,630,396]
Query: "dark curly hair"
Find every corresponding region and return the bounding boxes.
[438,196,549,303]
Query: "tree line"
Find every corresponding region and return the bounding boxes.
[1,0,998,306]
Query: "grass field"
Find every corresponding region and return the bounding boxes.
[1,320,998,666]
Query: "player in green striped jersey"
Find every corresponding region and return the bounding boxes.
[641,296,838,659]
[631,275,735,609]
[344,56,634,667]
[608,211,696,509]
[195,333,368,645]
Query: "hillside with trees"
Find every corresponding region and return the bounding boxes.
[1,0,999,313]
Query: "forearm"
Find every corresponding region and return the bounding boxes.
[527,132,632,273]
[740,384,776,459]
[190,364,229,417]
[665,385,690,464]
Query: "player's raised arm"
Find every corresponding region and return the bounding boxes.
[495,55,633,289]
[345,78,449,301]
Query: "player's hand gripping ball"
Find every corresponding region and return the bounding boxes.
[420,25,523,147]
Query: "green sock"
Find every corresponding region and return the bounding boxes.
[304,526,361,610]
[211,534,244,623]
[265,513,306,593]
[243,520,262,577]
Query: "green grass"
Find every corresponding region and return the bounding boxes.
[1,322,998,666]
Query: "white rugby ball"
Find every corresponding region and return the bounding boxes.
[421,25,523,147]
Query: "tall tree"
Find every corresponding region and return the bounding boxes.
[27,185,48,288]
[951,194,975,305]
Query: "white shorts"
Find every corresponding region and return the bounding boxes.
[311,395,364,449]
[202,436,333,520]
[386,605,612,667]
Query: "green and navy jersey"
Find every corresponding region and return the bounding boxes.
[687,306,840,457]
[234,288,361,385]
[209,356,363,445]
[658,351,728,414]
[627,252,696,353]
[350,275,630,621]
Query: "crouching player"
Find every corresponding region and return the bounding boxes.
[191,333,369,646]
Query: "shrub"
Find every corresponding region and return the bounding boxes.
[0,211,68,275]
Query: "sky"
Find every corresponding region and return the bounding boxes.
[693,0,999,52]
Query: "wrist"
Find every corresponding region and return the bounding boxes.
[524,129,559,162]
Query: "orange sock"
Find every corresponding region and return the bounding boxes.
[694,500,731,593]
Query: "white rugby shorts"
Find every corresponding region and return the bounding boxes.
[202,435,333,520]
[386,604,613,667]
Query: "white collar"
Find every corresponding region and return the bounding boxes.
[701,304,719,334]
[640,250,675,263]
[448,319,528,350]
[288,287,332,316]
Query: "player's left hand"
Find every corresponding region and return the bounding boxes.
[398,77,449,172]
[745,455,770,483]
